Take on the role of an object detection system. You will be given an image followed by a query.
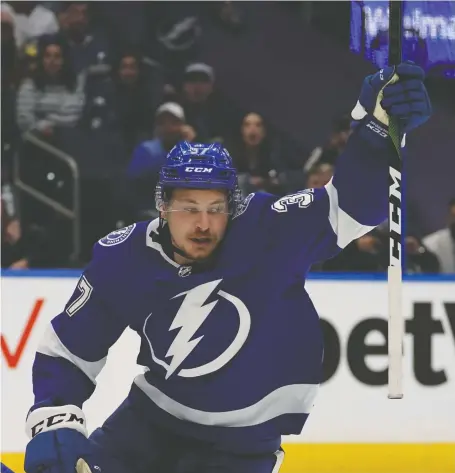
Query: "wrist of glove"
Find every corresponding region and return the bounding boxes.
[352,69,399,127]
[25,405,93,473]
[351,61,431,137]
[26,405,88,439]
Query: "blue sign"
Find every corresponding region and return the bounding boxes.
[350,1,455,78]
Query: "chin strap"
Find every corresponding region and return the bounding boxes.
[172,243,191,259]
[158,218,194,262]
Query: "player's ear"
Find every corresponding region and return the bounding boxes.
[158,201,167,220]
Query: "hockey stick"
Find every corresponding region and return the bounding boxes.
[387,0,404,400]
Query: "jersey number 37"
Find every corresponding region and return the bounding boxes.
[66,276,93,317]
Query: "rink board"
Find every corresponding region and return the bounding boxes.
[2,444,455,473]
[1,272,455,472]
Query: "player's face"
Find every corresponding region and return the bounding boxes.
[164,188,230,264]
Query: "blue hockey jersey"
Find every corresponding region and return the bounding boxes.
[32,124,391,453]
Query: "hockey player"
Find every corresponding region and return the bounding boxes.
[24,62,430,473]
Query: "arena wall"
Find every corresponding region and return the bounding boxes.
[1,271,454,472]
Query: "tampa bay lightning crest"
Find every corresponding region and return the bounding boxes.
[143,279,251,379]
[99,224,136,247]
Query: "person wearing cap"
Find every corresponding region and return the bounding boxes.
[128,102,186,178]
[127,102,189,217]
[179,62,231,143]
[182,63,215,103]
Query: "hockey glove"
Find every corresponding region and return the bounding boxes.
[24,406,92,473]
[351,61,431,133]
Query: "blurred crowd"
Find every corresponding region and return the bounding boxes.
[1,1,454,274]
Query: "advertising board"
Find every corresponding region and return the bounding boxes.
[1,272,454,472]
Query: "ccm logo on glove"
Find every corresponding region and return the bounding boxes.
[26,405,87,438]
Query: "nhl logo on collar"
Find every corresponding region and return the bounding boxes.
[178,266,192,277]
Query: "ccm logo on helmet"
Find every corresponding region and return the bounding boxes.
[185,167,213,173]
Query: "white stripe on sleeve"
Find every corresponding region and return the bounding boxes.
[37,324,106,383]
[324,179,375,249]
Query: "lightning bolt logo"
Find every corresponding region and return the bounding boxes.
[165,279,223,379]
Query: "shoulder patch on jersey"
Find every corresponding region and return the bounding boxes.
[233,193,255,219]
[99,224,136,247]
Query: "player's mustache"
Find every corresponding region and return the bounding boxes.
[189,232,213,240]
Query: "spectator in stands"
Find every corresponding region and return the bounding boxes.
[232,112,283,195]
[16,34,85,136]
[82,48,163,150]
[304,114,352,172]
[127,102,191,218]
[56,1,111,75]
[113,49,163,150]
[1,4,15,28]
[1,2,58,49]
[1,9,19,171]
[1,4,16,78]
[128,102,188,179]
[404,235,440,273]
[177,63,230,143]
[1,181,52,269]
[1,180,35,269]
[212,2,245,31]
[422,198,455,273]
[306,163,334,188]
[321,230,386,272]
[1,195,28,269]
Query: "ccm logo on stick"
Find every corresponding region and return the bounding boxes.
[389,166,402,265]
[185,167,213,173]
